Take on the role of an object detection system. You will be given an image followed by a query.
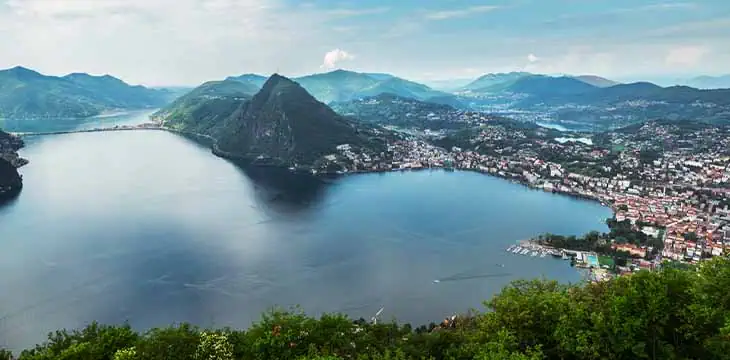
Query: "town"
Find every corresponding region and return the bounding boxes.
[324,118,730,277]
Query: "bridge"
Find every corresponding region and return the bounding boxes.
[10,123,164,137]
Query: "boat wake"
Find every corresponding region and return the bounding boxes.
[433,272,511,283]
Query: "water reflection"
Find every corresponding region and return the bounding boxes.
[233,164,331,215]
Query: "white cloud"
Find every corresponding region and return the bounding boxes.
[0,0,344,85]
[425,5,500,20]
[320,49,355,70]
[527,53,539,63]
[665,45,708,66]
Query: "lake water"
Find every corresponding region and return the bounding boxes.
[0,127,612,351]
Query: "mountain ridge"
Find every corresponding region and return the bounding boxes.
[0,66,172,119]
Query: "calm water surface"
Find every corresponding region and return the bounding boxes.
[0,129,612,350]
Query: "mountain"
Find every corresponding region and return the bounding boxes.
[159,74,391,169]
[356,76,457,104]
[505,75,599,98]
[225,73,268,88]
[294,70,379,104]
[364,73,395,81]
[264,70,458,106]
[461,72,532,92]
[224,70,462,108]
[62,73,169,108]
[215,74,384,166]
[152,79,259,135]
[573,75,620,88]
[681,75,730,89]
[0,66,171,119]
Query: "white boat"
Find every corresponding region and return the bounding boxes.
[530,251,538,257]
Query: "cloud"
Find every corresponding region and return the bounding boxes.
[424,5,500,20]
[0,0,340,85]
[527,53,539,63]
[320,49,355,70]
[665,46,708,66]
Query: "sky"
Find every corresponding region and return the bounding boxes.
[0,0,729,86]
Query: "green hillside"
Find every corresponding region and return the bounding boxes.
[152,79,259,135]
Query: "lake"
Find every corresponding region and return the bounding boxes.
[0,128,612,351]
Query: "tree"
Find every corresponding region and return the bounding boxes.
[195,332,233,360]
[0,349,12,360]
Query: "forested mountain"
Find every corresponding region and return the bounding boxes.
[0,66,171,119]
[152,79,258,136]
[157,74,390,168]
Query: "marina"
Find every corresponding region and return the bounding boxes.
[506,242,614,283]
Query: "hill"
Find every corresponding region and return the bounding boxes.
[573,75,620,88]
[331,93,471,130]
[293,69,379,104]
[5,257,730,359]
[506,75,599,98]
[225,73,268,88]
[159,74,392,170]
[0,66,171,119]
[152,79,258,135]
[461,72,532,92]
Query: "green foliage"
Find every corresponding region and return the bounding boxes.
[113,347,137,360]
[10,257,730,360]
[0,349,13,360]
[196,332,233,360]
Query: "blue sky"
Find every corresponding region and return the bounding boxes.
[0,0,728,85]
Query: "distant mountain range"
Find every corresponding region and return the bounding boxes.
[0,66,173,119]
[156,74,391,168]
[225,69,462,107]
[460,72,620,93]
[679,75,730,90]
